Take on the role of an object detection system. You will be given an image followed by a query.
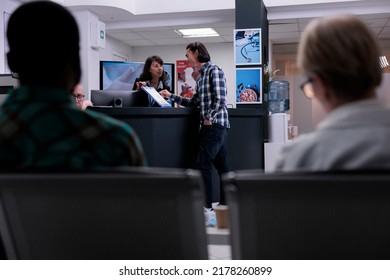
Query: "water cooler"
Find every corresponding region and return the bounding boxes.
[268,113,290,143]
[267,80,290,143]
[265,80,291,172]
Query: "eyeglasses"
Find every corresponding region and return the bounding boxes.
[300,78,315,99]
[74,94,85,101]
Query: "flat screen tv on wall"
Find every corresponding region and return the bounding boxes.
[0,74,19,105]
[100,61,175,95]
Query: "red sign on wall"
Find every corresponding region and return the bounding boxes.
[176,60,200,98]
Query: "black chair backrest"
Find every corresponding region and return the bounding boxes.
[0,167,207,260]
[223,170,390,260]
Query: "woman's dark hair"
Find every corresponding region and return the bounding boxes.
[139,55,169,85]
[186,42,210,63]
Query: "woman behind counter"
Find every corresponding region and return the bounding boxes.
[132,55,172,107]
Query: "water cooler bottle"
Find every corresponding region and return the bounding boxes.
[268,80,290,143]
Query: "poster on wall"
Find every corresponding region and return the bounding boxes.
[234,28,262,65]
[236,67,262,104]
[176,60,199,98]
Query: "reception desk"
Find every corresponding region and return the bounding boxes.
[89,107,265,171]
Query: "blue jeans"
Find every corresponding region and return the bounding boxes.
[196,123,229,208]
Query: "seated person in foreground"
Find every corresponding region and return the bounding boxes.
[0,1,146,169]
[273,14,390,171]
[132,55,172,106]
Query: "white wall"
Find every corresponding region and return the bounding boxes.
[377,74,390,105]
[0,0,18,74]
[72,10,101,99]
[99,36,133,63]
[73,11,133,97]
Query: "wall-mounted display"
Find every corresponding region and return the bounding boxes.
[234,28,262,65]
[100,61,175,94]
[236,67,262,104]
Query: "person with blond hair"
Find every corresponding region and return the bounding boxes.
[274,14,390,171]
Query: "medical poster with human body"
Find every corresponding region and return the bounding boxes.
[176,60,200,99]
[234,28,262,65]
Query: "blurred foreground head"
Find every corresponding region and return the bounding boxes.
[6,1,81,90]
[298,14,382,102]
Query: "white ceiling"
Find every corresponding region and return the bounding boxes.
[68,0,390,48]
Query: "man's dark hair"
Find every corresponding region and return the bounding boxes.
[6,1,81,89]
[186,42,211,63]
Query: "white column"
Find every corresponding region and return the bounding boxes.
[72,10,101,99]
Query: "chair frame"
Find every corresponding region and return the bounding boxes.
[224,170,390,260]
[0,167,208,260]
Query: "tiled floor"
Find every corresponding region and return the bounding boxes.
[205,202,232,259]
[208,244,231,260]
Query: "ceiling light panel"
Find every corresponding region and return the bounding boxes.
[175,28,219,38]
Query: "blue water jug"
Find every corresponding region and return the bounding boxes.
[268,80,290,114]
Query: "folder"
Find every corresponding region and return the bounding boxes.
[141,86,171,107]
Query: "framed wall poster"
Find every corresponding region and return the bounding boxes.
[236,67,262,104]
[176,60,199,98]
[234,28,262,65]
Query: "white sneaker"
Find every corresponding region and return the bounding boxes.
[204,207,216,227]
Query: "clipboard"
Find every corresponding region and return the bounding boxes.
[141,86,171,107]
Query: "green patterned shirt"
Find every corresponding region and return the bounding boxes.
[0,86,146,169]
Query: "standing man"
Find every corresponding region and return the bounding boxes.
[160,42,230,221]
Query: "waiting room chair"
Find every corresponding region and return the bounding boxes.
[0,167,207,260]
[223,170,390,260]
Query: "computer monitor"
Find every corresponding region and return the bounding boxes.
[0,74,19,105]
[90,90,149,107]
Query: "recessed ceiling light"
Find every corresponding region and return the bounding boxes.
[379,56,389,68]
[175,28,219,38]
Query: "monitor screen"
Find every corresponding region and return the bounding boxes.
[100,61,175,94]
[90,90,150,107]
[0,74,19,105]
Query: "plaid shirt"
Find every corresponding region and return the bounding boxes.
[171,61,230,128]
[0,86,146,169]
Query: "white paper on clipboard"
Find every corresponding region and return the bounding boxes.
[141,86,171,107]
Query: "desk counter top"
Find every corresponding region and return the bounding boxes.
[89,106,265,171]
[90,106,266,117]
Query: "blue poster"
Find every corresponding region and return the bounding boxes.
[234,28,262,65]
[236,68,262,104]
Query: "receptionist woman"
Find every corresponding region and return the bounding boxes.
[132,55,172,106]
